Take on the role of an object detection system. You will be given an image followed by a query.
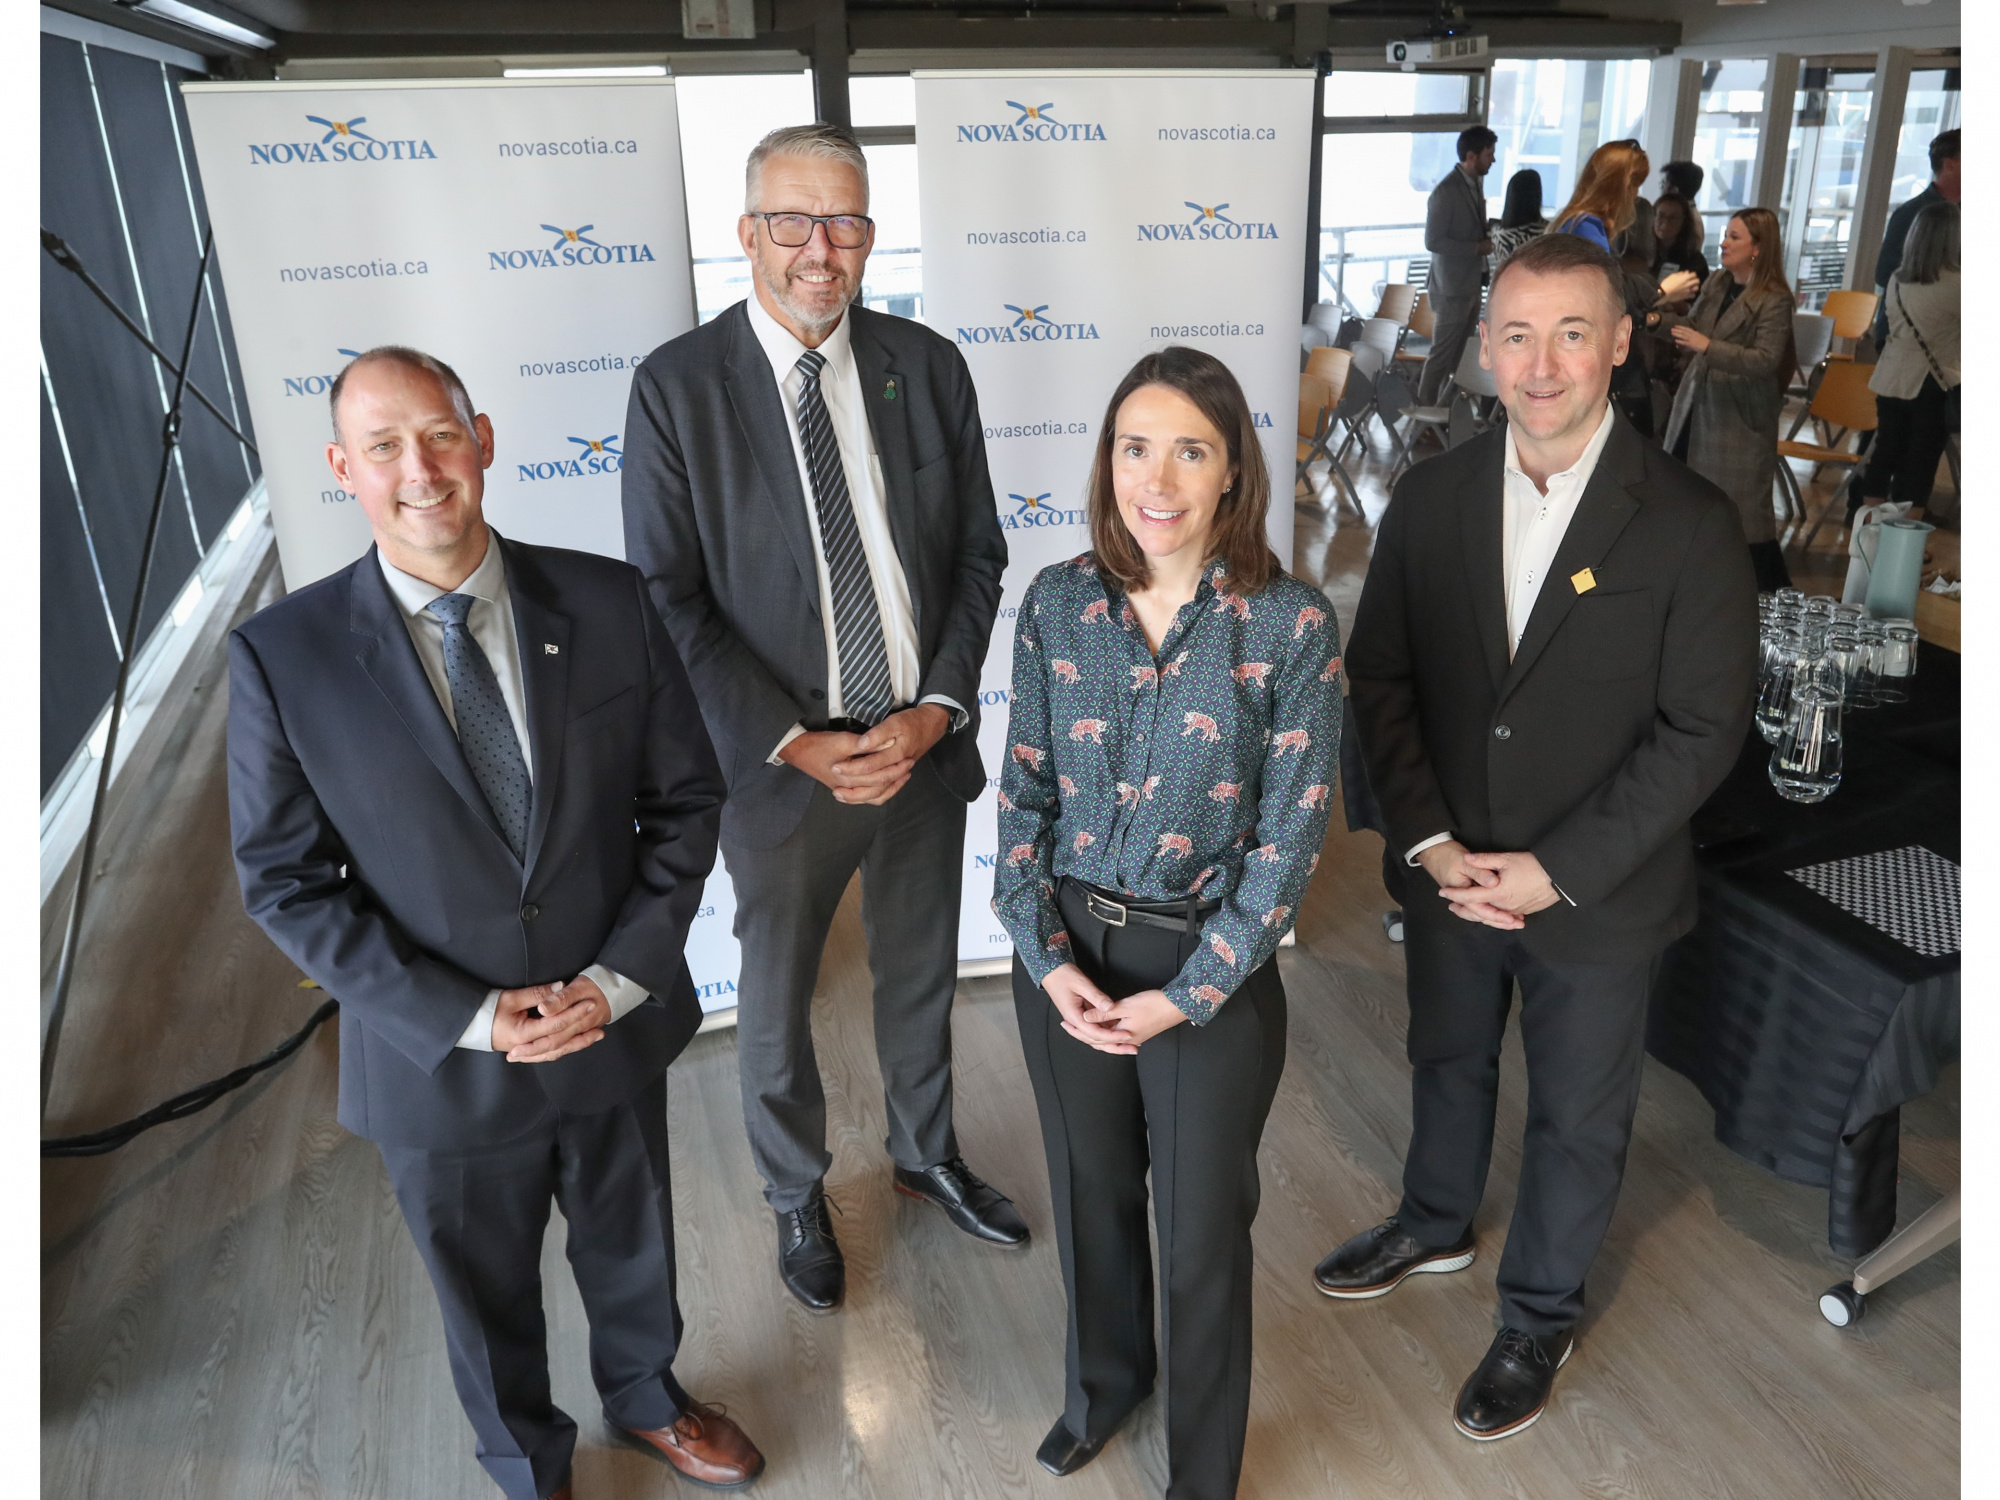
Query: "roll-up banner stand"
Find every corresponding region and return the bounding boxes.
[181,78,745,1018]
[915,70,1317,970]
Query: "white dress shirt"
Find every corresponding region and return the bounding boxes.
[742,295,964,760]
[376,538,648,1049]
[1403,402,1614,881]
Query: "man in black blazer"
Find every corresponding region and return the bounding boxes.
[1320,234,1757,1439]
[622,124,1021,1314]
[229,349,764,1498]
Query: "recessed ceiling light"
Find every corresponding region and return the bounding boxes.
[502,65,669,78]
[132,0,276,49]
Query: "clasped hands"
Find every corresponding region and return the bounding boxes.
[1417,839,1561,930]
[491,973,611,1062]
[779,704,950,806]
[1043,963,1188,1055]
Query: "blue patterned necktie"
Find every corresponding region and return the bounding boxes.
[794,349,895,725]
[426,592,531,861]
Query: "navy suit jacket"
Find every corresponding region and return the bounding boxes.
[621,300,1007,849]
[227,535,725,1148]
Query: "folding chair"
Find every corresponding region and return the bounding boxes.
[1373,283,1418,329]
[1331,344,1385,464]
[1358,317,1402,365]
[1783,312,1837,439]
[1307,300,1345,343]
[1778,360,1878,549]
[1304,347,1361,505]
[1451,342,1500,431]
[1296,371,1360,510]
[1820,289,1879,362]
[1394,292,1435,376]
[1392,338,1485,475]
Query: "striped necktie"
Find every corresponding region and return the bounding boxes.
[794,348,895,726]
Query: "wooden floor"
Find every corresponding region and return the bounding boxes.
[42,429,1958,1499]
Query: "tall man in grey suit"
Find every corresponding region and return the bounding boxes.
[622,124,1024,1315]
[229,349,764,1497]
[1419,125,1498,405]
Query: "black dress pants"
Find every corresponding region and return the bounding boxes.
[1014,883,1287,1500]
[377,1075,689,1500]
[1393,901,1659,1335]
[1857,375,1952,511]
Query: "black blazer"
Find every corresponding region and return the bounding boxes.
[227,536,725,1148]
[1347,414,1757,962]
[620,300,1008,849]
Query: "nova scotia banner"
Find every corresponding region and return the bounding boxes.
[915,69,1315,966]
[181,79,744,1016]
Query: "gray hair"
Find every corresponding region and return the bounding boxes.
[1898,201,1959,286]
[329,346,476,442]
[744,122,869,212]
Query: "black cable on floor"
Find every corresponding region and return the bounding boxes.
[41,998,340,1158]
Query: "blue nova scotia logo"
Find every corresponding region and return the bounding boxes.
[519,433,623,482]
[1138,201,1282,242]
[490,223,658,270]
[1004,492,1086,531]
[957,302,1101,345]
[283,347,364,397]
[251,116,437,164]
[956,99,1107,144]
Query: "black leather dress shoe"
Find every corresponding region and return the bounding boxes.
[1454,1326,1574,1441]
[1035,1417,1106,1477]
[775,1193,845,1313]
[1313,1218,1475,1298]
[893,1157,1030,1247]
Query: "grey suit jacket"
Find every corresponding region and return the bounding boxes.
[621,300,1008,849]
[1425,166,1489,302]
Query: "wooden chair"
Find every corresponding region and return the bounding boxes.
[1820,289,1879,361]
[1296,369,1359,510]
[1394,292,1436,375]
[1778,359,1878,549]
[1373,283,1418,328]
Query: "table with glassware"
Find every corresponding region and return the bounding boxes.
[1647,590,1960,1260]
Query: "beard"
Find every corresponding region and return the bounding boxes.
[756,251,858,337]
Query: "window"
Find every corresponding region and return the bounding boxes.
[1777,66,1876,305]
[1689,59,1769,255]
[859,142,921,321]
[1322,70,1477,122]
[1889,66,1961,212]
[1486,58,1652,223]
[1317,130,1456,314]
[674,71,816,322]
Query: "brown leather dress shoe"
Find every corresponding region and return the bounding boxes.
[617,1402,766,1490]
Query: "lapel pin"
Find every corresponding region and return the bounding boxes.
[544,643,560,655]
[883,378,898,401]
[1571,568,1597,595]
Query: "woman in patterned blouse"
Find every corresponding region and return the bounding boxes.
[994,346,1340,1498]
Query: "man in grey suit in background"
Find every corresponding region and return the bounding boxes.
[1419,125,1498,405]
[621,124,1025,1316]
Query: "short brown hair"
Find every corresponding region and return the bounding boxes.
[1085,347,1279,598]
[329,345,475,441]
[1488,231,1627,322]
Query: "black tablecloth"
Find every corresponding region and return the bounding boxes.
[1649,644,1961,1258]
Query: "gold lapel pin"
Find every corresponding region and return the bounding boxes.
[1571,568,1597,595]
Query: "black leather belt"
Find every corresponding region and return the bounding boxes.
[1062,877,1223,938]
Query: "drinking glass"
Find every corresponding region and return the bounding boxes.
[1769,684,1843,803]
[1875,621,1919,703]
[1755,627,1805,744]
[1802,594,1836,621]
[1848,621,1885,708]
[1816,628,1860,703]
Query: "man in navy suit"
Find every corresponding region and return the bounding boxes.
[228,348,764,1499]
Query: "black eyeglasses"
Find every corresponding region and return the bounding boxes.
[750,212,873,249]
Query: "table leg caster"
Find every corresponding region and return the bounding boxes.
[1382,909,1404,944]
[1819,1281,1866,1327]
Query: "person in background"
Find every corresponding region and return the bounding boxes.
[228,349,763,1498]
[1652,207,1798,591]
[621,124,1024,1318]
[1488,168,1549,264]
[1874,129,1959,349]
[1548,140,1649,253]
[1421,125,1499,404]
[1659,160,1705,206]
[1856,201,1959,516]
[995,346,1340,1498]
[1326,231,1756,1444]
[1650,193,1710,292]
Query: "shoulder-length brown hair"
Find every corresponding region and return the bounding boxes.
[1550,140,1649,239]
[1085,346,1279,597]
[1729,206,1794,306]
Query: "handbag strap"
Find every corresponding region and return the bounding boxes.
[1892,280,1953,389]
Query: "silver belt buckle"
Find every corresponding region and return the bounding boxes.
[1084,890,1128,927]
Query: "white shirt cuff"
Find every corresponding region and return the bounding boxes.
[768,722,807,765]
[919,694,968,732]
[1405,832,1454,867]
[455,966,649,1050]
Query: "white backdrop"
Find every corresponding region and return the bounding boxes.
[182,78,744,1014]
[915,69,1316,964]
